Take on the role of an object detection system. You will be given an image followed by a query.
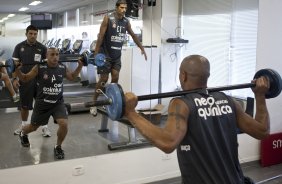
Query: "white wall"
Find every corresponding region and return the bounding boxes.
[142,1,162,47]
[0,22,47,61]
[0,148,180,184]
[256,0,282,133]
[0,23,26,60]
[4,22,27,37]
[159,0,182,112]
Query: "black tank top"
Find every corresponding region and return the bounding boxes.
[176,91,244,184]
[100,13,129,60]
[36,63,66,107]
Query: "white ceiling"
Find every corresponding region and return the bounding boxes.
[0,0,105,23]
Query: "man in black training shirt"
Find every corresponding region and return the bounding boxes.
[90,0,147,116]
[124,55,270,184]
[15,47,83,159]
[12,25,51,137]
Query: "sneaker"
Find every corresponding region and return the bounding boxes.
[14,125,22,135]
[19,131,30,147]
[12,93,20,103]
[54,145,65,159]
[42,127,51,137]
[90,107,97,117]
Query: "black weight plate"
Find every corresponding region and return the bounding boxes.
[254,69,282,98]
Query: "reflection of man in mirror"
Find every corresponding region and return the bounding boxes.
[91,0,147,114]
[81,32,90,51]
[82,32,88,39]
[70,34,76,48]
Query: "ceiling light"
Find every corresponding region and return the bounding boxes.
[7,14,15,18]
[29,1,42,6]
[19,7,29,12]
[2,17,9,21]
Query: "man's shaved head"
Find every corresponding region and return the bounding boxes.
[179,55,210,89]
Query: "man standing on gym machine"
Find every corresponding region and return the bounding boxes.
[90,0,147,116]
[12,25,51,137]
[124,55,270,184]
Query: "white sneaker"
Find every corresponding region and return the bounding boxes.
[14,125,22,135]
[13,93,20,103]
[90,107,97,117]
[42,127,51,137]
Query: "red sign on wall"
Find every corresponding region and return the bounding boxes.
[260,132,282,167]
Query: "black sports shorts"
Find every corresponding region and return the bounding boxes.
[31,101,68,126]
[97,57,121,74]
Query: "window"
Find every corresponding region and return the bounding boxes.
[181,0,258,98]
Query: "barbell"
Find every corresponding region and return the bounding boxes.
[0,51,99,75]
[84,68,282,121]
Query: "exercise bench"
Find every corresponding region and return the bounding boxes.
[97,107,151,151]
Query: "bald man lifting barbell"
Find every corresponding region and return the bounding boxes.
[127,55,274,184]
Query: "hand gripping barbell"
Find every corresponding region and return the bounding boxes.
[1,51,99,75]
[84,68,281,120]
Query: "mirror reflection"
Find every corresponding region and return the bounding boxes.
[0,0,155,170]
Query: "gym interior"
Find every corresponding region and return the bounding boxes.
[0,0,282,183]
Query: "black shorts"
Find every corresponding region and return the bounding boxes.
[31,101,68,126]
[19,79,37,110]
[97,58,121,74]
[0,72,2,78]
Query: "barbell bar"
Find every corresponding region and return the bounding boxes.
[1,52,107,74]
[84,68,282,121]
[0,50,98,75]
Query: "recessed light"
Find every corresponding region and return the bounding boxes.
[29,1,42,6]
[7,14,15,18]
[19,7,29,12]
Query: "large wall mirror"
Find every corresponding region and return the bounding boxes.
[0,0,259,170]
